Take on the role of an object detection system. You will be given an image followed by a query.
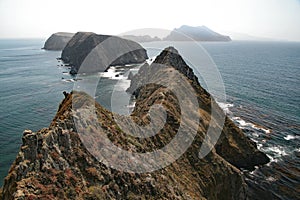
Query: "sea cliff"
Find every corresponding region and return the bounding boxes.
[43,32,74,51]
[61,32,148,74]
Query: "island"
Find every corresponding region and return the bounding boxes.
[43,32,74,50]
[164,25,231,41]
[61,32,148,74]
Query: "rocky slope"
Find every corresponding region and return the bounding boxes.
[61,32,148,74]
[43,32,74,50]
[1,47,269,200]
[164,25,231,41]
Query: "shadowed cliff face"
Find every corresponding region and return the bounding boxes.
[2,47,269,200]
[61,32,148,74]
[43,32,74,51]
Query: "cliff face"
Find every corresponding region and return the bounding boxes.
[43,32,74,50]
[61,32,148,74]
[2,47,269,200]
[164,25,231,41]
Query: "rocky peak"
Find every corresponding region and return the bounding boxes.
[153,46,199,83]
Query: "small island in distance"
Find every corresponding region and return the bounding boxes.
[164,25,231,41]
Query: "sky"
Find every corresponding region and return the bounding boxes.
[0,0,300,41]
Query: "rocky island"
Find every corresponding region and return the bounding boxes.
[43,32,74,51]
[1,46,269,199]
[61,32,148,74]
[121,35,161,43]
[164,25,231,41]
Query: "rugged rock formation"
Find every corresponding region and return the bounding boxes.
[2,47,269,200]
[43,32,74,50]
[61,32,148,74]
[121,35,161,43]
[164,25,231,41]
[128,47,268,169]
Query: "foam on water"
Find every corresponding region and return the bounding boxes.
[264,146,289,157]
[231,116,271,134]
[217,102,234,114]
[146,56,156,65]
[284,134,300,141]
[217,101,296,165]
[100,66,119,78]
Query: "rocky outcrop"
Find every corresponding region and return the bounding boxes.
[164,25,231,41]
[61,32,148,74]
[43,32,74,50]
[128,47,269,170]
[2,47,269,200]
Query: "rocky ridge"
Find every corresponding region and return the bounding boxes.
[1,47,269,200]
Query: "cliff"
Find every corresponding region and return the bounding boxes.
[43,32,74,50]
[164,25,231,41]
[1,47,269,200]
[61,32,148,74]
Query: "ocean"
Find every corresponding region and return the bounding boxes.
[0,39,299,199]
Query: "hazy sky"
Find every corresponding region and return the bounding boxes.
[0,0,300,41]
